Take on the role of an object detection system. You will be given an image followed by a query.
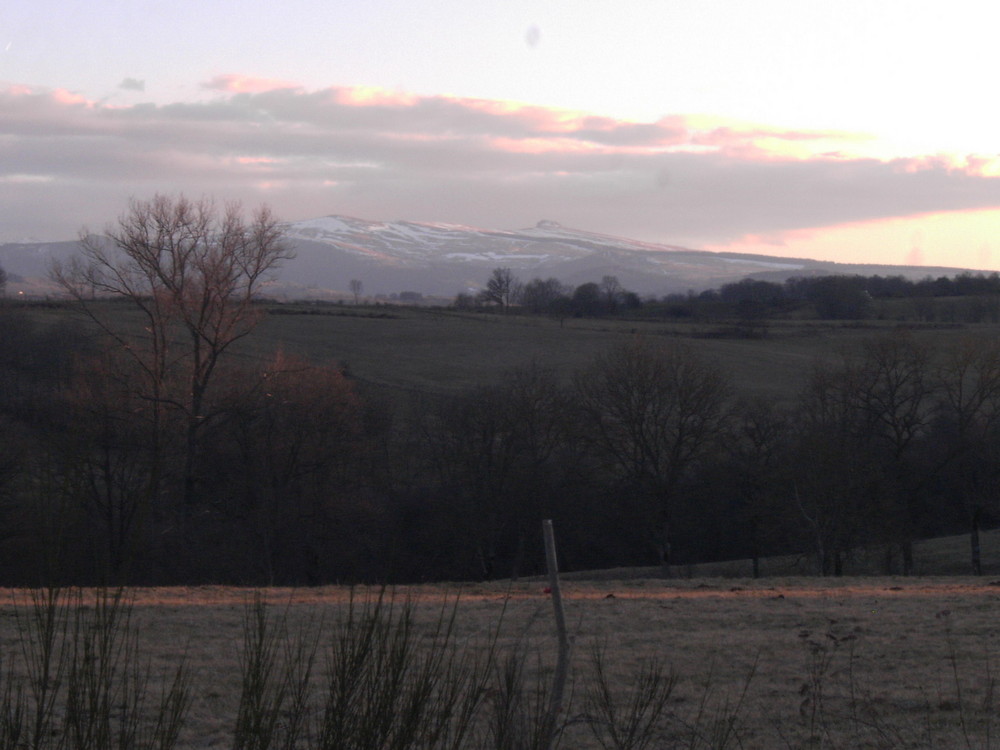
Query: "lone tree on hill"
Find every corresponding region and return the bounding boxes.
[574,339,732,572]
[600,275,623,312]
[52,194,293,515]
[349,278,363,305]
[482,267,520,312]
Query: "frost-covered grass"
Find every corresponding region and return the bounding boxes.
[3,579,1000,748]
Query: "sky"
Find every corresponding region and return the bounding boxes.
[2,0,999,270]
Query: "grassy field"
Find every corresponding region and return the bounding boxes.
[15,299,993,402]
[248,305,996,403]
[3,575,1000,748]
[2,532,1000,748]
[0,520,1000,750]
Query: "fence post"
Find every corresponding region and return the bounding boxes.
[542,519,569,748]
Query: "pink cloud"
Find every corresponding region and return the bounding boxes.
[333,86,417,107]
[201,74,301,94]
[891,154,1000,178]
[234,156,280,165]
[50,89,91,106]
[1,84,94,109]
[486,136,609,155]
[3,79,1000,254]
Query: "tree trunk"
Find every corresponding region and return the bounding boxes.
[510,527,526,581]
[749,517,760,579]
[901,538,914,576]
[659,519,673,577]
[883,544,895,575]
[183,420,198,517]
[971,506,983,576]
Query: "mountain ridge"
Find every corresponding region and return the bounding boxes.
[0,215,985,299]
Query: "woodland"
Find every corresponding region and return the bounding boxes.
[3,197,1000,586]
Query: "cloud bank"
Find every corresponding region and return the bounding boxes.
[2,80,999,260]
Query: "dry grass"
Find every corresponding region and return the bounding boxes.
[2,578,999,748]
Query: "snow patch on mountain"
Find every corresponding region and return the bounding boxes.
[717,257,806,270]
[282,215,698,268]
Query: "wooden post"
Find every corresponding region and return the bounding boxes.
[543,519,569,748]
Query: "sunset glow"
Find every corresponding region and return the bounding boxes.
[704,208,1000,271]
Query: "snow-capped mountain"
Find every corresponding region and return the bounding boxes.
[0,216,976,299]
[284,215,696,266]
[277,216,814,297]
[276,216,966,298]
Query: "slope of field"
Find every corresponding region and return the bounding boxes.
[250,305,990,402]
[17,300,989,402]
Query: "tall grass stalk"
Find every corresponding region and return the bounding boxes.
[681,656,756,750]
[486,647,567,750]
[316,591,490,750]
[231,591,753,750]
[0,653,26,750]
[782,626,1000,749]
[17,586,70,749]
[4,586,190,750]
[233,593,316,750]
[583,643,676,750]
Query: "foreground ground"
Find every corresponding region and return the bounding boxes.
[3,577,999,748]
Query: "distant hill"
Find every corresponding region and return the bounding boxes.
[0,216,981,299]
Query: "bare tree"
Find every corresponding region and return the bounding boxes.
[791,365,876,575]
[520,277,568,313]
[60,347,158,577]
[428,363,565,579]
[936,334,1000,574]
[793,332,937,575]
[52,194,293,515]
[600,275,623,313]
[220,351,363,583]
[853,333,937,574]
[349,279,363,305]
[574,339,732,572]
[726,396,791,578]
[0,264,7,297]
[571,282,602,316]
[481,267,521,312]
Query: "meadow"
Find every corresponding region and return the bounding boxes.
[20,298,989,402]
[251,304,990,403]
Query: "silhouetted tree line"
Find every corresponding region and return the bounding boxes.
[663,273,1000,323]
[457,269,642,317]
[460,267,1000,324]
